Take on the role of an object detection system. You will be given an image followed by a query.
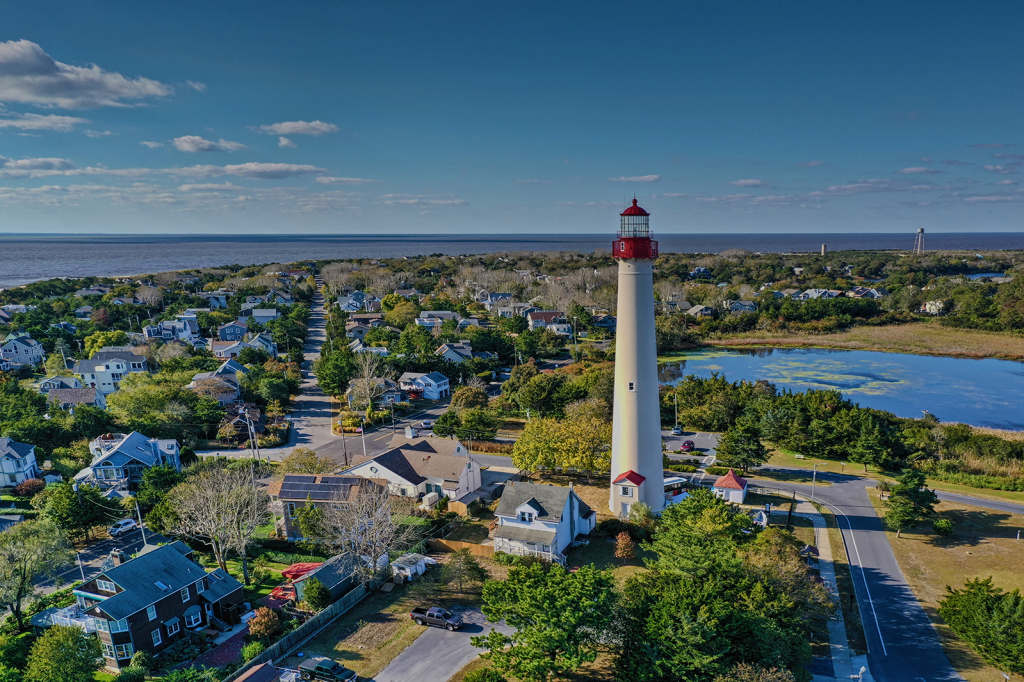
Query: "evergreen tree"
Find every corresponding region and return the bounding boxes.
[24,626,102,682]
[714,420,769,474]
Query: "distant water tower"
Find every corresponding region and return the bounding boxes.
[609,198,664,515]
[914,228,925,255]
[821,244,827,256]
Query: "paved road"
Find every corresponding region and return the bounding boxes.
[37,527,166,592]
[371,606,513,682]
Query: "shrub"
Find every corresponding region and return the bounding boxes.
[303,578,332,611]
[13,478,44,498]
[667,464,698,473]
[594,518,641,540]
[933,518,954,537]
[464,669,508,682]
[115,665,147,682]
[492,551,516,566]
[705,466,730,476]
[247,607,281,641]
[241,641,265,663]
[129,650,155,672]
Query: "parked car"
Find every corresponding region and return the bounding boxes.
[680,440,695,452]
[298,656,357,681]
[671,426,683,436]
[108,519,138,537]
[421,419,433,428]
[410,606,464,631]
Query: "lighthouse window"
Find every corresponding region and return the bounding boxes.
[621,486,633,497]
[628,382,635,392]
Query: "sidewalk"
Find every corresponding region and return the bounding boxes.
[791,499,874,682]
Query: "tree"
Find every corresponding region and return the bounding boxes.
[714,420,770,474]
[450,386,489,410]
[241,641,265,662]
[558,404,612,479]
[303,577,332,610]
[645,488,749,578]
[114,666,147,682]
[83,330,129,358]
[516,373,567,416]
[472,563,615,682]
[280,447,337,474]
[442,548,488,595]
[295,497,326,543]
[23,626,102,682]
[380,293,405,313]
[432,410,461,438]
[511,418,561,472]
[883,469,938,538]
[712,663,796,682]
[313,348,357,397]
[168,466,270,575]
[384,300,419,328]
[456,408,498,442]
[319,481,420,585]
[247,607,281,643]
[939,577,1024,674]
[347,351,393,410]
[36,483,108,542]
[0,521,73,631]
[614,531,635,565]
[135,464,183,511]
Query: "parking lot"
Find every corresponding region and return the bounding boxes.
[662,428,719,465]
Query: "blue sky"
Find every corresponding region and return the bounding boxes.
[2,1,1023,234]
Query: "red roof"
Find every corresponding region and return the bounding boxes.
[613,470,646,486]
[282,562,322,580]
[620,197,650,217]
[713,469,748,490]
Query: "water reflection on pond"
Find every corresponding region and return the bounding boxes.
[659,347,1024,430]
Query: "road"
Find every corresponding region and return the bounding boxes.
[37,527,167,592]
[372,606,513,682]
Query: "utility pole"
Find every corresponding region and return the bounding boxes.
[134,500,147,546]
[674,392,678,427]
[811,462,827,503]
[360,418,368,460]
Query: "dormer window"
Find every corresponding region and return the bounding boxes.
[96,579,116,593]
[518,512,535,522]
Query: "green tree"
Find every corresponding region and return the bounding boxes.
[83,330,129,358]
[380,293,405,313]
[939,577,1024,674]
[712,663,796,682]
[883,470,938,538]
[280,447,337,474]
[441,548,488,595]
[450,386,489,410]
[313,348,357,397]
[456,408,498,442]
[645,488,749,578]
[511,418,561,472]
[501,361,539,399]
[714,421,770,474]
[295,497,326,542]
[241,641,265,662]
[516,373,566,416]
[36,483,109,542]
[135,464,183,511]
[302,577,332,610]
[384,300,419,328]
[472,563,615,682]
[432,410,461,438]
[0,521,75,630]
[23,626,102,682]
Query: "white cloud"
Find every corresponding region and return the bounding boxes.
[2,157,75,170]
[609,175,660,182]
[982,165,1016,174]
[140,141,164,148]
[894,167,944,174]
[0,39,172,108]
[83,129,113,138]
[315,176,381,185]
[185,80,206,92]
[0,112,88,131]
[799,161,826,167]
[255,120,338,136]
[178,182,244,191]
[171,135,248,152]
[993,180,1017,185]
[921,157,933,163]
[809,179,936,196]
[277,136,296,148]
[166,162,327,179]
[730,179,770,187]
[964,195,1017,202]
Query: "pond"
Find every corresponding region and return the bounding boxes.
[658,347,1024,430]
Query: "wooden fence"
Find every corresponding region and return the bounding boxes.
[221,583,370,682]
[427,538,495,558]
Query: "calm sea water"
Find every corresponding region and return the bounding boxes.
[659,347,1024,430]
[2,232,1024,288]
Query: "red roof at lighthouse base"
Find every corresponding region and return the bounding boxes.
[713,469,748,490]
[613,470,646,486]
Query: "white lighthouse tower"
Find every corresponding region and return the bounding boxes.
[609,198,664,515]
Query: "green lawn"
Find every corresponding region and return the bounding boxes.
[0,494,31,509]
[566,534,652,584]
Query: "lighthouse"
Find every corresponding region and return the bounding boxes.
[609,198,664,515]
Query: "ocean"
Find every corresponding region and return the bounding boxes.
[2,232,1024,289]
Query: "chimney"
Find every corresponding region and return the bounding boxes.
[111,550,127,566]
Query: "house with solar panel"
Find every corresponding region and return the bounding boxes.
[343,439,481,503]
[51,541,245,672]
[269,474,383,540]
[491,481,596,565]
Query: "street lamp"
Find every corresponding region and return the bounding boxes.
[811,462,828,503]
[360,417,368,460]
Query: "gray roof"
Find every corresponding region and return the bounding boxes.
[96,543,213,620]
[88,432,171,470]
[200,568,243,603]
[297,553,357,591]
[48,388,101,406]
[493,525,557,544]
[0,514,25,530]
[90,351,145,365]
[494,481,591,523]
[423,372,448,383]
[0,437,34,460]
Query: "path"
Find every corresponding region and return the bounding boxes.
[371,606,513,682]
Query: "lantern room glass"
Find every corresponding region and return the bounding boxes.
[619,214,649,238]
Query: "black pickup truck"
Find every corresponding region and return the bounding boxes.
[298,656,357,681]
[410,606,464,631]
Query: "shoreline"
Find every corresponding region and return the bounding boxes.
[696,322,1024,362]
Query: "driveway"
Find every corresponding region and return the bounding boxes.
[371,606,513,682]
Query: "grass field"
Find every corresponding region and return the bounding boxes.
[868,494,1024,682]
[704,320,1024,361]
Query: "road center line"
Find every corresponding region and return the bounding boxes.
[830,502,888,656]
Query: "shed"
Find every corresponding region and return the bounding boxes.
[390,553,436,580]
[294,553,360,603]
[712,469,748,504]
